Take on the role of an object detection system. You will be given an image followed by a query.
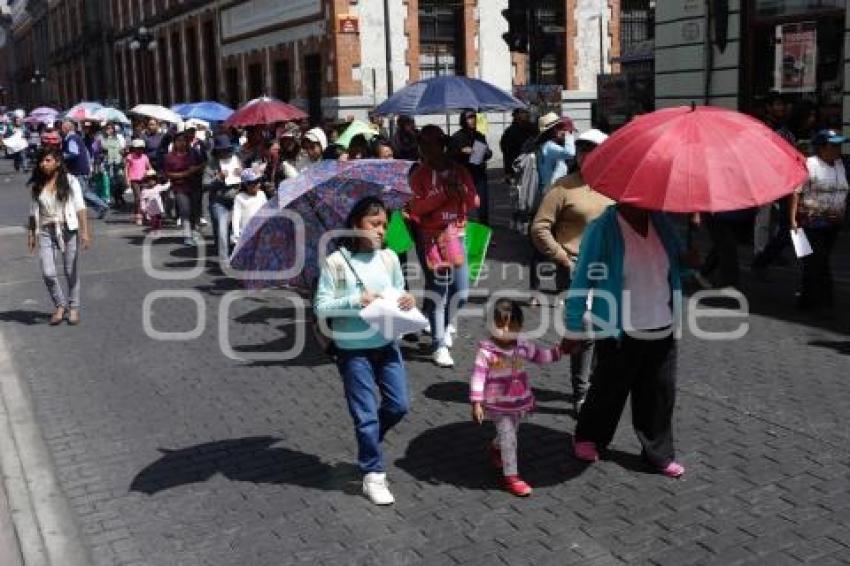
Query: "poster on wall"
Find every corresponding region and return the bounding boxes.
[774,21,817,93]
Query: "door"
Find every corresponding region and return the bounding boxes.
[304,54,322,125]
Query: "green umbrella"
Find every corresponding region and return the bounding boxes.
[336,120,378,149]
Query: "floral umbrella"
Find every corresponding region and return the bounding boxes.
[230,159,415,289]
[63,101,103,122]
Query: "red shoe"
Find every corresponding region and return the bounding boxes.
[490,445,503,469]
[503,475,532,497]
[573,439,599,462]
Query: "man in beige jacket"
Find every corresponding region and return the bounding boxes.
[530,129,612,413]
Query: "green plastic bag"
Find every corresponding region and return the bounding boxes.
[464,221,492,285]
[93,171,111,202]
[386,210,414,254]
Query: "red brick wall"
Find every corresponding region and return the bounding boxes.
[329,0,362,97]
[406,0,420,83]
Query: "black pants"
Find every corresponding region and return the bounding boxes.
[753,200,790,268]
[799,226,839,308]
[575,333,677,466]
[701,214,749,287]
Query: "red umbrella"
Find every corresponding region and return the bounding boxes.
[224,96,307,127]
[581,106,808,213]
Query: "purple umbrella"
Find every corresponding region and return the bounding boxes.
[28,106,59,125]
[230,159,415,289]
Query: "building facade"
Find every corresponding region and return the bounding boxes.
[654,0,847,141]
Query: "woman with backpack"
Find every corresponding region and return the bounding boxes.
[314,197,415,506]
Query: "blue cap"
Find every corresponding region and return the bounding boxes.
[241,169,262,184]
[812,129,846,146]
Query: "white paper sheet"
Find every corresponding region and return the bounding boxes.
[790,228,813,258]
[469,140,488,165]
[359,289,429,341]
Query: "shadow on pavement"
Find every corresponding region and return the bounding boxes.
[807,339,850,355]
[130,436,360,495]
[396,421,589,489]
[0,309,50,325]
[230,305,332,367]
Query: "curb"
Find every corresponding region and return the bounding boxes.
[0,335,91,566]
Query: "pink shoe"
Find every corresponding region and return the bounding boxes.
[573,439,599,462]
[503,475,532,497]
[659,461,685,478]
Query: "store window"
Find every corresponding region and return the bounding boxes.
[248,63,264,99]
[742,0,845,138]
[419,0,464,78]
[273,60,291,102]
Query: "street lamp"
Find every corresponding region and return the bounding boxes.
[129,26,158,102]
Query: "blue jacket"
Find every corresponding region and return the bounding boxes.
[564,205,683,338]
[63,132,91,177]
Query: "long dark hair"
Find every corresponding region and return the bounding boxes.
[343,196,388,252]
[30,147,72,203]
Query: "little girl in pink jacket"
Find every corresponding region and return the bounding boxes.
[470,298,568,496]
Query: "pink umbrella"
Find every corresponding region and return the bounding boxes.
[64,102,104,122]
[581,106,808,213]
[224,97,307,128]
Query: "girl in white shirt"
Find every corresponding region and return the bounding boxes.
[230,170,268,247]
[27,148,91,325]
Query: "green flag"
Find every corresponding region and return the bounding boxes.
[386,210,414,254]
[464,221,492,285]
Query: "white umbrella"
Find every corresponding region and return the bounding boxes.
[93,107,131,125]
[129,104,182,124]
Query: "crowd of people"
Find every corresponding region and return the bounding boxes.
[9,90,848,506]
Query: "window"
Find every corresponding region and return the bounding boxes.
[171,31,184,102]
[502,1,565,85]
[225,67,240,108]
[203,21,218,99]
[418,0,463,78]
[159,37,170,104]
[186,25,201,100]
[742,0,846,134]
[273,60,291,101]
[248,62,264,99]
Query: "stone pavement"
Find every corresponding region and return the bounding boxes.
[0,160,849,565]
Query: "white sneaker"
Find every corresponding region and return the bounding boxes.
[444,331,453,349]
[432,346,454,368]
[199,217,209,226]
[362,472,394,505]
[447,323,456,336]
[176,218,183,228]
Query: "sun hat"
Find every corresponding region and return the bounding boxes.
[538,112,562,134]
[241,169,263,184]
[130,138,146,149]
[811,129,847,146]
[575,128,609,147]
[304,127,328,151]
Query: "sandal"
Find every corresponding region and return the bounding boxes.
[67,309,80,326]
[49,307,65,326]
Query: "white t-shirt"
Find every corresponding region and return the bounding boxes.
[617,214,673,333]
[798,155,849,225]
[231,191,268,242]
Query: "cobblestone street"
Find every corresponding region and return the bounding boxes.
[1,163,849,566]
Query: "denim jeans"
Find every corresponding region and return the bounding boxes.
[209,198,233,261]
[76,174,109,213]
[336,343,409,473]
[38,227,80,309]
[423,238,469,352]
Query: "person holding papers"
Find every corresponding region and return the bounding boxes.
[314,197,416,506]
[450,110,492,224]
[789,129,849,310]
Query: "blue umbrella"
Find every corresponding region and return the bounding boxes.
[172,101,234,122]
[374,76,526,115]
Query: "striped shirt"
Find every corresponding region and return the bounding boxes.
[470,339,562,415]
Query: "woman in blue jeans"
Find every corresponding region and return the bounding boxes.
[314,197,415,505]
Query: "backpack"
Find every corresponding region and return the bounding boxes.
[310,248,397,360]
[510,141,541,233]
